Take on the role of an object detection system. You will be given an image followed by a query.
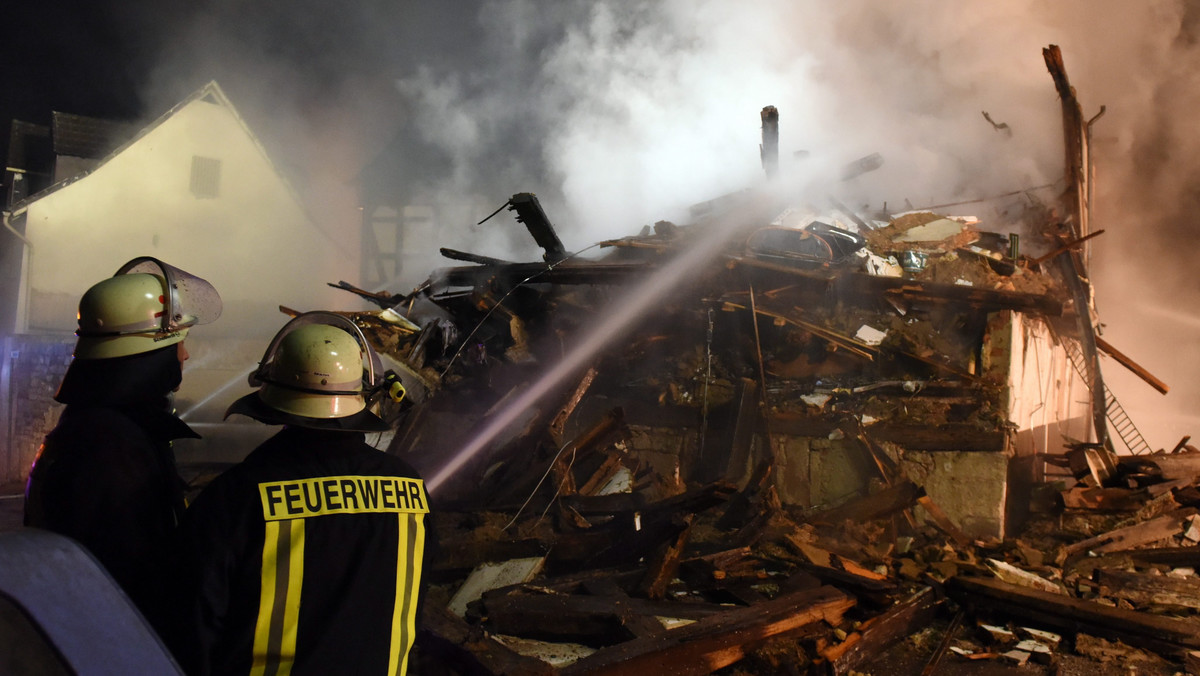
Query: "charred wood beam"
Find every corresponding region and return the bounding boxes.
[1118,452,1200,481]
[577,454,628,496]
[476,589,732,646]
[916,495,973,546]
[868,277,1063,316]
[785,539,897,594]
[1065,509,1196,557]
[820,587,939,676]
[439,247,519,266]
[725,378,761,485]
[1045,43,1108,447]
[548,482,737,572]
[1065,546,1200,578]
[507,192,568,263]
[637,514,695,599]
[725,259,1063,316]
[1043,44,1087,241]
[1095,336,1170,395]
[719,300,877,361]
[804,480,921,525]
[416,602,557,676]
[551,406,622,498]
[327,280,402,309]
[865,423,1008,452]
[560,586,855,676]
[1029,229,1106,266]
[1095,569,1200,611]
[947,575,1200,658]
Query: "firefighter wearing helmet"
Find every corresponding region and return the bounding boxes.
[24,256,221,636]
[173,312,431,676]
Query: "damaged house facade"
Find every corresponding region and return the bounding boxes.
[370,184,1096,543]
[351,63,1147,544]
[308,46,1197,674]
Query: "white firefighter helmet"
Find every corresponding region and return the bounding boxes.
[74,257,222,359]
[226,312,389,431]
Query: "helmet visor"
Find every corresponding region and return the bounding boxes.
[117,257,222,332]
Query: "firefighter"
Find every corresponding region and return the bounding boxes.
[173,311,430,676]
[24,256,222,634]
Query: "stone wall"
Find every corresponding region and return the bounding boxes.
[1,335,74,485]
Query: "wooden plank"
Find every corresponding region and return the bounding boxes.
[560,586,854,676]
[1096,569,1200,611]
[1065,546,1200,578]
[947,576,1200,657]
[820,587,939,675]
[806,480,920,524]
[1095,335,1169,395]
[1119,452,1200,482]
[866,422,1007,452]
[1065,509,1194,556]
[637,515,694,600]
[916,495,972,546]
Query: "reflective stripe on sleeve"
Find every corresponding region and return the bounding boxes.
[251,519,306,676]
[388,512,426,676]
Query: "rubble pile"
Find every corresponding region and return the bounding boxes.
[299,183,1197,673]
[406,443,1200,676]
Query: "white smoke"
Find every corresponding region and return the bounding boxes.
[136,0,1198,449]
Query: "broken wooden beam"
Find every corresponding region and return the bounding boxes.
[1028,229,1106,266]
[947,575,1200,659]
[637,514,694,600]
[806,480,921,525]
[1065,509,1196,556]
[820,586,939,675]
[1095,335,1169,395]
[1065,546,1200,578]
[917,494,973,546]
[560,586,855,675]
[1095,568,1200,611]
[866,423,1007,452]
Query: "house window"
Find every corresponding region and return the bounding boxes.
[190,156,221,198]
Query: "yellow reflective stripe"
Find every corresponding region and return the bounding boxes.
[277,519,305,676]
[259,476,429,521]
[250,519,305,676]
[251,521,281,676]
[388,512,426,676]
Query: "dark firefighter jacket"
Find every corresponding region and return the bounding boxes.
[24,347,195,636]
[174,426,431,676]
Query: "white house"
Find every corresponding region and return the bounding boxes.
[2,81,367,470]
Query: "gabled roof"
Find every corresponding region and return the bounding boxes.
[7,81,305,216]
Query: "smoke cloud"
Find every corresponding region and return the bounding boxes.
[130,0,1196,449]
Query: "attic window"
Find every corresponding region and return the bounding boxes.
[190,156,221,198]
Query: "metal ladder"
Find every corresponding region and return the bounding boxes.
[1061,335,1153,455]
